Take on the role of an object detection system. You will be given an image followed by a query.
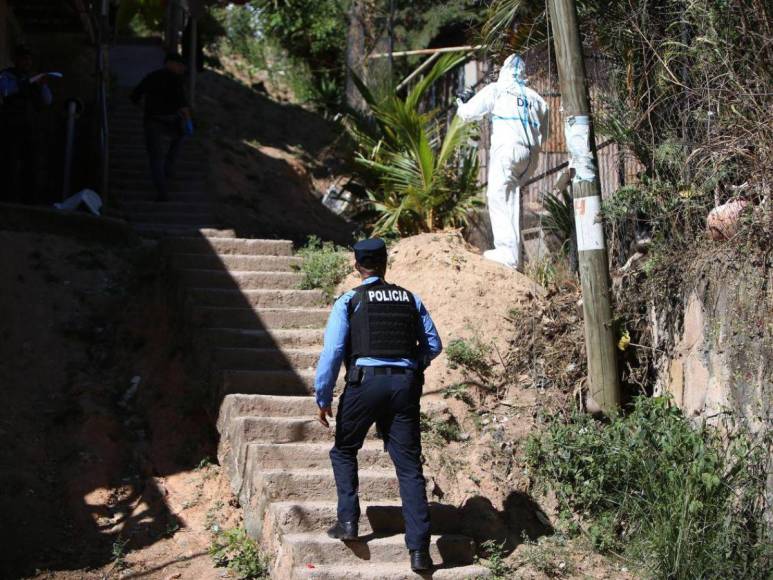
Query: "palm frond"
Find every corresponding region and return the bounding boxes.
[406,53,468,111]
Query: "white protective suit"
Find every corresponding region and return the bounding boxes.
[456,55,549,270]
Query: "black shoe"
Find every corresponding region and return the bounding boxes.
[410,549,432,572]
[326,521,358,541]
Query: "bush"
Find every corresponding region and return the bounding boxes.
[296,236,351,301]
[525,396,771,579]
[209,527,269,579]
[446,338,492,377]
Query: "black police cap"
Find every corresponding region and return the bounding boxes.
[353,238,387,266]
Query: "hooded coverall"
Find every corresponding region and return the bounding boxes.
[456,55,549,270]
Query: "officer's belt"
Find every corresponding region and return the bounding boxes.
[368,366,409,375]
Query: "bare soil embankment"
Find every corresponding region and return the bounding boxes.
[196,55,354,246]
[0,227,237,580]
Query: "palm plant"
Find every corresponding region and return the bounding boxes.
[345,54,483,236]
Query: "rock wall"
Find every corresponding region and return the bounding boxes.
[651,262,772,432]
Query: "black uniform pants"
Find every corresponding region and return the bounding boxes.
[330,367,430,551]
[143,115,186,198]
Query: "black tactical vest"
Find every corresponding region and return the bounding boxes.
[347,280,420,361]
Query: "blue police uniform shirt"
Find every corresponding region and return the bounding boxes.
[314,276,443,409]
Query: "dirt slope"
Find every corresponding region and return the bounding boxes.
[196,55,354,246]
[339,231,544,393]
[0,229,239,580]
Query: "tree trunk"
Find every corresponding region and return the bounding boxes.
[345,0,368,112]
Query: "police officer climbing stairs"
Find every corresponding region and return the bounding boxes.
[314,238,443,572]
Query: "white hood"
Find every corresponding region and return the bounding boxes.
[496,54,528,88]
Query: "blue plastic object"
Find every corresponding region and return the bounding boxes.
[0,73,18,97]
[184,118,194,136]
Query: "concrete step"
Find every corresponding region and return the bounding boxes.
[221,368,338,396]
[114,190,211,201]
[266,500,464,536]
[205,328,324,349]
[111,193,212,208]
[195,306,328,329]
[214,347,320,370]
[165,237,294,256]
[111,160,205,172]
[171,253,301,272]
[250,469,399,503]
[125,212,215,226]
[229,414,359,445]
[283,533,475,567]
[134,223,223,238]
[110,142,205,154]
[112,179,208,192]
[292,563,490,579]
[193,289,324,309]
[218,394,323,427]
[120,201,215,214]
[114,181,209,193]
[245,442,389,472]
[179,270,303,291]
[110,154,208,167]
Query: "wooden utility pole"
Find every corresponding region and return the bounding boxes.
[547,0,620,412]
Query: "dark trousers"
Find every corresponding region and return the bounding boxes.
[0,130,38,204]
[330,367,431,551]
[143,116,185,198]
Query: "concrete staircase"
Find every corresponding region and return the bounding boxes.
[108,50,487,578]
[217,394,490,579]
[109,96,222,236]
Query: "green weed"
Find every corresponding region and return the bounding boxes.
[442,382,476,406]
[520,537,575,578]
[297,236,351,302]
[205,499,225,532]
[446,338,492,376]
[479,539,512,579]
[525,396,771,579]
[197,456,214,470]
[111,536,129,570]
[420,412,465,444]
[209,527,269,579]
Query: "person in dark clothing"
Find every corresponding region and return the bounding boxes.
[0,45,53,204]
[314,238,443,573]
[130,52,190,201]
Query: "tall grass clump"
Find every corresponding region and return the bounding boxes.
[525,396,771,579]
[297,236,351,301]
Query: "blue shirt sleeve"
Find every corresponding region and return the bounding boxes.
[314,292,352,408]
[415,295,442,369]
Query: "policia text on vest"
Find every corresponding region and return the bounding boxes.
[313,238,442,573]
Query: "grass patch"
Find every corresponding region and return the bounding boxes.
[479,539,513,579]
[525,396,771,579]
[111,536,129,570]
[296,236,351,302]
[446,338,492,376]
[420,412,465,444]
[209,527,269,579]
